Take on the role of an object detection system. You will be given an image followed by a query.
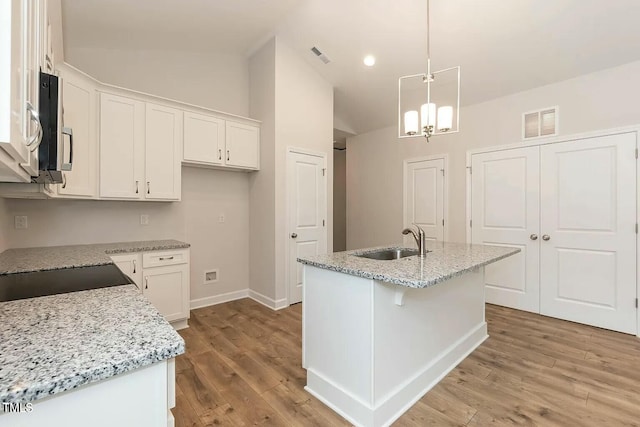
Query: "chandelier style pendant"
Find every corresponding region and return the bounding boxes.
[398,0,460,141]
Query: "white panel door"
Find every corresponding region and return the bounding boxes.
[99,93,144,199]
[540,133,637,334]
[143,264,189,322]
[145,103,182,200]
[471,147,541,313]
[58,67,96,198]
[183,111,225,165]
[404,158,445,243]
[288,150,327,304]
[225,121,259,169]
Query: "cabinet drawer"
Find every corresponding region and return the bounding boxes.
[143,249,189,268]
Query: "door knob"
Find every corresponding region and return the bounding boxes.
[529,234,538,241]
[542,234,551,241]
[291,233,298,239]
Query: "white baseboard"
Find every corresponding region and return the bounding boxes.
[190,289,249,310]
[248,289,289,310]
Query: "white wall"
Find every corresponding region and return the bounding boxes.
[347,60,640,249]
[333,149,347,252]
[249,37,334,304]
[66,47,250,117]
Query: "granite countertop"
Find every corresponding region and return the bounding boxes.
[298,241,520,288]
[0,285,185,403]
[0,240,190,275]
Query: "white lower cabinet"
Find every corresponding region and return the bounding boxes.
[111,249,190,326]
[110,253,143,289]
[470,131,638,334]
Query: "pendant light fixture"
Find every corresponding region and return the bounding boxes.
[398,0,460,141]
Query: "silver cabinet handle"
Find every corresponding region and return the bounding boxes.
[218,149,222,160]
[135,181,139,194]
[61,173,67,189]
[227,150,230,162]
[159,256,174,261]
[25,102,43,151]
[144,277,148,290]
[61,127,73,171]
[132,259,136,274]
[147,181,150,194]
[530,234,538,241]
[291,233,298,238]
[542,235,551,241]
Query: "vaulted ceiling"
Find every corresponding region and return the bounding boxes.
[62,0,640,135]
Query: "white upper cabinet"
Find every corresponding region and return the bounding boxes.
[182,111,260,171]
[57,65,97,198]
[225,121,260,169]
[0,0,46,182]
[145,103,182,201]
[183,111,225,166]
[99,92,145,199]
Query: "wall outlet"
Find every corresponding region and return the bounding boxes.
[204,269,219,284]
[14,216,28,230]
[140,214,149,226]
[218,214,225,223]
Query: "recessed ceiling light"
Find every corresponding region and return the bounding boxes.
[363,55,376,67]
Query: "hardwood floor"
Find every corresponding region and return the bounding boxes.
[174,300,640,426]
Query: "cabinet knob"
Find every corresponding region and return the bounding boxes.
[227,150,230,162]
[291,233,298,239]
[145,277,148,289]
[529,234,538,241]
[147,182,150,195]
[61,173,67,189]
[135,181,139,194]
[218,149,222,160]
[542,234,551,241]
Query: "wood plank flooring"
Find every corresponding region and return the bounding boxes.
[174,300,640,426]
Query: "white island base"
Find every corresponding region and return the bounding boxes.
[302,266,487,427]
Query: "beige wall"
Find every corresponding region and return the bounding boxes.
[347,60,640,250]
[1,48,252,306]
[333,149,347,252]
[249,37,334,304]
[66,47,250,117]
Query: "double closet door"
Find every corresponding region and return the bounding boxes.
[471,132,637,334]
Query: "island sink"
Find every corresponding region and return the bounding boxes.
[356,248,421,260]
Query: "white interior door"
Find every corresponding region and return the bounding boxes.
[404,158,445,243]
[540,133,637,334]
[288,150,327,305]
[471,147,541,313]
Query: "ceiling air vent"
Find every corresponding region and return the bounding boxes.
[523,106,558,140]
[311,46,331,64]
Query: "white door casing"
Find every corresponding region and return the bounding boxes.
[287,149,328,305]
[471,147,541,313]
[539,133,637,334]
[403,156,446,244]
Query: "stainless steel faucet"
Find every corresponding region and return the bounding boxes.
[402,224,428,258]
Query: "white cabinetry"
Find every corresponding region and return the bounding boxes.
[183,111,225,166]
[110,253,143,289]
[225,121,260,169]
[99,92,145,199]
[99,93,182,201]
[144,103,182,200]
[183,112,260,171]
[111,249,190,327]
[0,0,46,182]
[56,65,97,198]
[470,131,637,334]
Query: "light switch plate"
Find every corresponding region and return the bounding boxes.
[140,214,149,226]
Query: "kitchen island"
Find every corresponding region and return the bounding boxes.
[298,241,519,427]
